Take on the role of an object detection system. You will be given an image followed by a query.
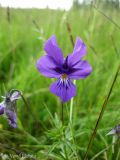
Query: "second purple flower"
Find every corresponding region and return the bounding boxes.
[36,35,92,102]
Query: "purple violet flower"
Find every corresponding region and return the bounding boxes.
[107,124,120,136]
[36,35,92,102]
[0,90,21,128]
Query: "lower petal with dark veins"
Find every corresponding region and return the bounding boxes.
[50,78,76,102]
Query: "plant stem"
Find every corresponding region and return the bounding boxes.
[69,98,73,122]
[66,22,80,159]
[66,22,74,47]
[66,22,76,123]
[112,137,120,160]
[70,122,81,160]
[61,102,64,125]
[61,102,69,159]
[84,63,120,160]
[93,5,120,30]
[70,80,76,122]
[64,145,69,160]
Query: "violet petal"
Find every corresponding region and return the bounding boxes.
[36,55,61,78]
[68,37,87,67]
[6,110,17,128]
[0,102,5,115]
[68,60,92,79]
[10,91,21,102]
[50,78,76,102]
[44,35,64,65]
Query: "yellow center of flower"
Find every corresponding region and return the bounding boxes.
[62,74,67,80]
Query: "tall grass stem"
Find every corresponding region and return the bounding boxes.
[84,63,120,160]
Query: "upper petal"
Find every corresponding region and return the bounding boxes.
[68,37,87,67]
[0,102,5,115]
[36,55,62,78]
[10,91,21,102]
[50,79,76,102]
[44,35,64,65]
[68,60,92,79]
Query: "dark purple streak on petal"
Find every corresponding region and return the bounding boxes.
[36,55,62,78]
[68,60,92,79]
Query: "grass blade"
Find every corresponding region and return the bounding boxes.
[93,5,120,30]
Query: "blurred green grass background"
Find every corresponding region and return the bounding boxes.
[0,4,120,159]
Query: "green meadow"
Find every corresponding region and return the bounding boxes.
[0,5,120,159]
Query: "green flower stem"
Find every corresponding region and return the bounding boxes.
[61,102,64,125]
[70,80,76,122]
